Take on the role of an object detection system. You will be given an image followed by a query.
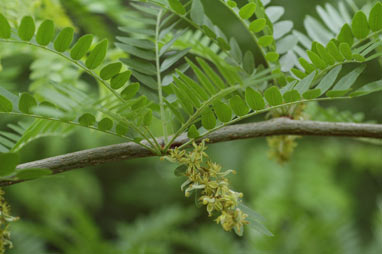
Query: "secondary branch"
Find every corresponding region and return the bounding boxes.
[1,118,381,186]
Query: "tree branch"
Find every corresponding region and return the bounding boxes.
[1,118,381,187]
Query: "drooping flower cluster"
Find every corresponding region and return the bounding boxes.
[163,140,249,235]
[0,188,18,254]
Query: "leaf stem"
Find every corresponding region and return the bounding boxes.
[155,10,169,147]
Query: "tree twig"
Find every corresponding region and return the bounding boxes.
[1,118,381,187]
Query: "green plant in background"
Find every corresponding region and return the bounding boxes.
[0,0,381,252]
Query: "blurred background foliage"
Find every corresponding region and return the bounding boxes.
[0,0,381,253]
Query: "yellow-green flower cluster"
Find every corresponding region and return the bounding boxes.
[0,188,18,254]
[163,140,249,235]
[266,103,307,164]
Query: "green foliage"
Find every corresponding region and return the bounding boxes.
[0,0,381,249]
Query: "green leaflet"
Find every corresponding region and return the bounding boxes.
[316,43,335,65]
[307,50,327,69]
[201,109,216,130]
[202,25,216,39]
[213,101,232,123]
[283,90,301,103]
[111,71,132,89]
[78,113,96,126]
[291,68,307,79]
[191,0,204,26]
[116,37,154,50]
[265,52,279,62]
[166,100,184,123]
[245,87,265,110]
[339,43,352,60]
[350,80,382,97]
[302,89,321,99]
[369,2,382,32]
[70,34,94,60]
[19,93,37,114]
[173,76,201,107]
[299,58,315,74]
[326,40,344,62]
[315,65,342,95]
[143,109,152,126]
[131,95,147,110]
[294,71,316,94]
[249,18,266,33]
[0,13,11,39]
[186,58,216,95]
[98,118,113,131]
[0,152,19,176]
[100,62,122,80]
[230,38,242,63]
[258,35,274,47]
[352,11,369,39]
[353,54,365,62]
[187,124,200,139]
[36,19,55,46]
[85,39,108,69]
[122,58,156,76]
[239,3,257,19]
[177,71,209,101]
[121,82,140,100]
[264,86,283,106]
[116,43,155,61]
[243,51,255,74]
[230,95,249,116]
[227,0,237,8]
[196,57,226,89]
[331,65,365,91]
[18,16,35,41]
[54,27,74,52]
[168,0,186,15]
[14,168,52,180]
[160,48,190,72]
[116,124,128,135]
[338,24,354,46]
[0,94,13,112]
[217,37,231,50]
[172,82,197,113]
